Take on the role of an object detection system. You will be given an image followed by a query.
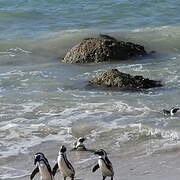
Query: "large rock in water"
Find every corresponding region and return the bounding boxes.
[63,35,147,63]
[89,69,162,89]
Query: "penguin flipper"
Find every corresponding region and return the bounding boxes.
[30,167,39,180]
[105,157,112,167]
[70,148,76,151]
[105,157,114,171]
[92,164,99,172]
[52,163,59,176]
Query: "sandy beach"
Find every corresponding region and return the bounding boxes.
[1,140,180,180]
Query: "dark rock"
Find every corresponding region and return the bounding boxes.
[63,35,147,64]
[99,34,117,41]
[89,69,162,90]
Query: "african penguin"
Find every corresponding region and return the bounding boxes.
[163,107,179,116]
[92,149,114,180]
[52,145,75,180]
[30,152,53,180]
[73,137,86,151]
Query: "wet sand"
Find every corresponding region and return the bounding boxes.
[76,151,180,180]
[1,141,180,180]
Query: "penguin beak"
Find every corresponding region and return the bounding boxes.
[94,150,100,155]
[34,158,38,165]
[34,155,39,165]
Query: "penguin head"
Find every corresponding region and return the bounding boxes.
[35,152,45,157]
[34,152,45,165]
[94,149,107,157]
[78,137,85,143]
[60,145,67,154]
[171,107,179,114]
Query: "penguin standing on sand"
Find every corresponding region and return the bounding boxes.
[30,152,53,180]
[73,137,86,151]
[163,107,180,116]
[92,149,114,180]
[52,145,75,180]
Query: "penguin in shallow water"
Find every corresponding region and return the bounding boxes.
[92,149,114,180]
[72,137,86,151]
[52,145,75,180]
[30,152,53,180]
[163,107,179,116]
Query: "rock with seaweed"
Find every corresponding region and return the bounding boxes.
[88,69,162,90]
[63,34,147,63]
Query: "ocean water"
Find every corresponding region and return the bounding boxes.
[0,0,180,179]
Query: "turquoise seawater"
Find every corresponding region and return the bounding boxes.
[1,0,180,179]
[1,0,180,39]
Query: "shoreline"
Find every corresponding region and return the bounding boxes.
[1,141,180,180]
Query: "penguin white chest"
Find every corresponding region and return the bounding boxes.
[98,159,112,177]
[39,164,52,180]
[76,145,86,151]
[58,156,73,177]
